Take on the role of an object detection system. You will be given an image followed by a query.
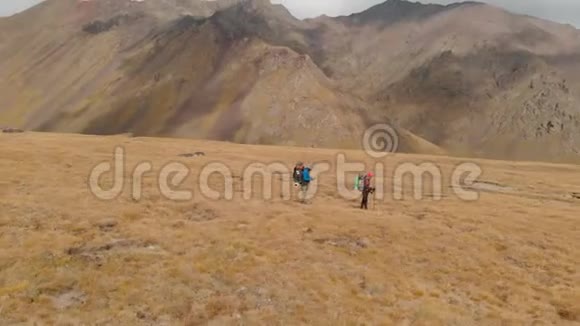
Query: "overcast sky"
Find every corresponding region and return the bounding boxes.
[1,0,579,27]
[0,0,42,17]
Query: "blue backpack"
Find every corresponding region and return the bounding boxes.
[302,168,311,182]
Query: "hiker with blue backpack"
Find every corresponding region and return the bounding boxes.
[294,164,313,203]
[293,162,304,187]
[301,166,313,192]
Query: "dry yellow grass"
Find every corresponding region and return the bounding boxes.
[0,132,579,325]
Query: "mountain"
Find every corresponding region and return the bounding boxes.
[1,0,580,161]
[322,1,580,161]
[0,0,442,153]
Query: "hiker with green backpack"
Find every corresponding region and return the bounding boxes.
[355,172,375,210]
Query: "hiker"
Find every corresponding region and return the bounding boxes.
[293,162,304,187]
[360,172,375,210]
[301,166,312,192]
[299,166,314,202]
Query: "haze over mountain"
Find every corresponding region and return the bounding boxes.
[1,0,580,161]
[4,0,580,27]
[273,0,580,27]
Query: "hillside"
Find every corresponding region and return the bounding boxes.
[1,132,579,324]
[0,0,440,153]
[307,1,580,160]
[1,0,580,161]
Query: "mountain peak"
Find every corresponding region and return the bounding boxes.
[232,0,295,19]
[211,0,300,29]
[239,0,271,8]
[342,0,482,26]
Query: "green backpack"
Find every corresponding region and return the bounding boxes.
[354,175,364,191]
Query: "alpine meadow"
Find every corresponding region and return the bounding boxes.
[0,0,579,325]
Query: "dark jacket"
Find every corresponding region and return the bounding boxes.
[293,166,303,183]
[363,176,372,189]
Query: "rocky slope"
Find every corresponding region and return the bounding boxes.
[1,0,580,161]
